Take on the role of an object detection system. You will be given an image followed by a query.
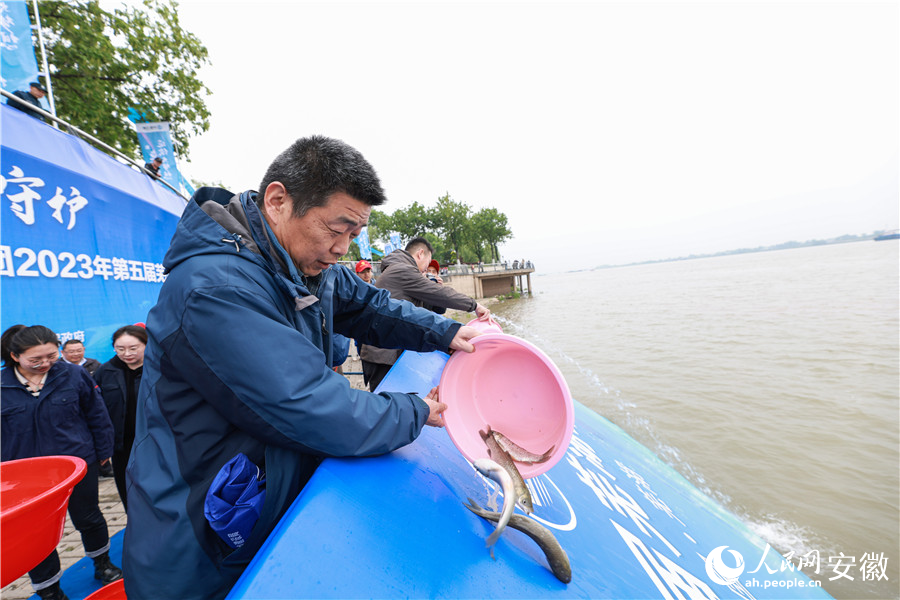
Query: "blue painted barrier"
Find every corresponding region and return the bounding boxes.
[229,351,831,599]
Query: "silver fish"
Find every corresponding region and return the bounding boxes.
[472,458,516,557]
[491,429,555,464]
[480,425,534,514]
[464,497,572,584]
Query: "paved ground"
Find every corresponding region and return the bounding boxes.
[1,354,367,600]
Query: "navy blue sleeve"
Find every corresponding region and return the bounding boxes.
[171,284,430,457]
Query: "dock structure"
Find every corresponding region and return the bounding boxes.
[440,262,535,299]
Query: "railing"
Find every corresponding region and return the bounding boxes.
[1,88,189,203]
[336,260,534,277]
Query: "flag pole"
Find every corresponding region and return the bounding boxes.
[30,0,56,126]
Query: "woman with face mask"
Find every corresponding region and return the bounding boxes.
[92,324,147,509]
[1,324,121,600]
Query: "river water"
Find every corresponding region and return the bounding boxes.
[490,240,899,599]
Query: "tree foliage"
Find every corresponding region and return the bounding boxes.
[348,193,513,265]
[388,201,432,244]
[471,207,512,263]
[430,193,472,262]
[30,0,210,160]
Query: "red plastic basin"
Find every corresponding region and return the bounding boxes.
[85,579,126,600]
[0,455,87,586]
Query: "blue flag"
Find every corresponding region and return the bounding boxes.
[135,121,189,194]
[0,0,45,109]
[356,226,372,259]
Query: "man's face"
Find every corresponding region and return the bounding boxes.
[266,186,370,276]
[359,269,373,283]
[61,342,85,363]
[30,85,45,99]
[413,249,432,274]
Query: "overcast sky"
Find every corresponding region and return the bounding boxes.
[172,1,898,273]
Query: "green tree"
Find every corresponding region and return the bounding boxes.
[423,232,450,265]
[366,209,393,248]
[471,207,513,263]
[31,0,210,159]
[430,193,472,263]
[388,201,433,246]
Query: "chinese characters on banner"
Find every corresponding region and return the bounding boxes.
[2,104,182,362]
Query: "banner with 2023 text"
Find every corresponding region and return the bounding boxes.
[0,104,185,363]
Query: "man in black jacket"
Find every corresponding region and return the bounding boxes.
[60,339,101,376]
[360,237,490,390]
[9,81,47,121]
[144,156,163,179]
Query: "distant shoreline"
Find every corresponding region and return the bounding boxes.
[560,231,897,275]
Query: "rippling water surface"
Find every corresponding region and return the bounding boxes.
[491,241,899,599]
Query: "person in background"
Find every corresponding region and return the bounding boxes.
[144,156,163,179]
[360,237,490,391]
[92,325,146,508]
[423,259,447,315]
[355,258,374,284]
[425,259,442,283]
[60,339,102,376]
[10,81,47,121]
[122,135,482,600]
[1,325,121,600]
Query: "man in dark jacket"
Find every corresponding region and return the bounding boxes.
[9,81,47,121]
[360,237,490,390]
[60,339,101,376]
[122,136,482,600]
[143,156,162,179]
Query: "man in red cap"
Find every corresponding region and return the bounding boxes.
[355,259,374,284]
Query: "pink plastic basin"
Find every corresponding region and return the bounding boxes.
[0,455,87,586]
[440,334,573,479]
[465,316,503,335]
[85,579,126,600]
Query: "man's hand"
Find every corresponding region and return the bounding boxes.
[448,325,482,354]
[422,386,447,427]
[474,303,491,319]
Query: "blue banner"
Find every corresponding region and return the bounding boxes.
[1,104,184,363]
[390,232,401,249]
[0,0,45,109]
[383,242,394,256]
[356,226,371,259]
[135,121,186,194]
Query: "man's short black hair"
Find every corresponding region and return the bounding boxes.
[62,339,84,349]
[405,236,433,255]
[258,135,386,217]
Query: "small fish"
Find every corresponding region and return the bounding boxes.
[491,429,554,464]
[480,425,534,514]
[464,497,572,584]
[472,458,516,557]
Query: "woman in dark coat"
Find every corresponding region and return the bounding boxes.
[1,325,122,600]
[92,324,146,509]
